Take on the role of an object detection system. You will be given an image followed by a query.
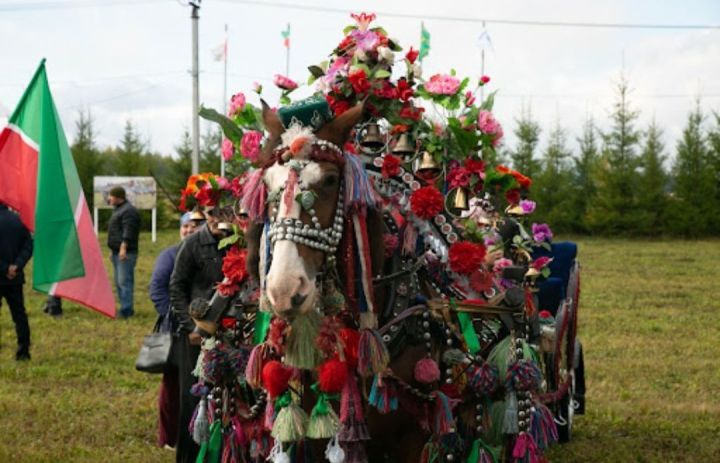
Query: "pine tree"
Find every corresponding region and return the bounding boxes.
[172,129,193,196]
[200,126,221,173]
[586,77,642,234]
[509,105,541,178]
[668,104,713,236]
[70,110,102,207]
[533,121,574,231]
[114,120,147,175]
[706,112,720,234]
[636,120,667,234]
[572,117,599,232]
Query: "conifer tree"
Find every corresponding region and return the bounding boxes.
[70,110,102,207]
[200,126,221,173]
[509,105,541,179]
[114,120,147,175]
[572,117,599,232]
[706,112,720,234]
[533,121,575,231]
[172,129,193,195]
[586,77,642,234]
[668,104,713,236]
[636,120,667,234]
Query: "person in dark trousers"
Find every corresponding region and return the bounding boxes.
[106,186,141,319]
[0,202,34,361]
[169,208,227,463]
[43,295,63,317]
[149,211,201,450]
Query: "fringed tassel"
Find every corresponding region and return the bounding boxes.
[339,371,370,442]
[192,397,210,445]
[368,374,398,413]
[195,420,222,463]
[264,399,277,430]
[358,327,389,377]
[468,362,500,396]
[340,441,368,463]
[240,168,267,221]
[353,213,376,315]
[529,404,558,451]
[402,223,417,256]
[419,438,440,463]
[439,432,464,460]
[466,438,498,463]
[432,391,455,436]
[511,432,539,463]
[524,288,536,317]
[502,391,519,435]
[284,310,322,369]
[344,152,377,211]
[267,440,291,463]
[306,392,340,439]
[245,343,267,389]
[271,401,309,443]
[325,435,346,463]
[505,359,543,393]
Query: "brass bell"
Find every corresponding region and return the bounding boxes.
[359,122,385,152]
[392,132,416,158]
[414,151,442,183]
[445,187,469,216]
[217,222,232,232]
[505,204,525,217]
[190,208,206,222]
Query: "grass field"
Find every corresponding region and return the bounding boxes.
[0,231,718,462]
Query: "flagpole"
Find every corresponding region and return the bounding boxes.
[221,24,228,178]
[480,21,486,102]
[285,23,290,76]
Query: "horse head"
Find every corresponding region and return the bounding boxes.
[246,100,369,320]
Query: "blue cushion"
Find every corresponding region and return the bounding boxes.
[533,241,577,314]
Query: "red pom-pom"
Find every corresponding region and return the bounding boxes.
[414,357,441,384]
[449,241,487,275]
[410,185,444,220]
[381,154,402,178]
[340,328,360,369]
[261,360,293,399]
[318,358,348,393]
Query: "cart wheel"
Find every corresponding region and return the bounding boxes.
[555,371,575,443]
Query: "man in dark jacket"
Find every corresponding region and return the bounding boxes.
[0,202,34,360]
[106,186,141,319]
[169,208,227,463]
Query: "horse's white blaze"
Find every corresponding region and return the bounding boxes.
[263,161,324,312]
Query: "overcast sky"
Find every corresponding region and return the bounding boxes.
[1,0,719,162]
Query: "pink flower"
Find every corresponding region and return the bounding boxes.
[493,258,513,274]
[532,256,553,271]
[447,167,470,189]
[252,81,263,94]
[478,110,504,146]
[424,74,461,95]
[228,92,246,117]
[350,12,376,31]
[230,176,243,197]
[215,176,229,189]
[350,29,379,52]
[480,75,491,85]
[532,223,553,243]
[221,138,234,161]
[273,74,297,91]
[464,90,476,107]
[520,199,536,214]
[241,131,263,162]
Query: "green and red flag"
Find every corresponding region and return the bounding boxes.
[0,60,115,318]
[281,23,290,49]
[419,22,431,62]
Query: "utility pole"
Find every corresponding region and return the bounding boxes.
[221,23,228,177]
[190,0,201,175]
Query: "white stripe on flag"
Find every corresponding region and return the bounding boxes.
[7,123,39,151]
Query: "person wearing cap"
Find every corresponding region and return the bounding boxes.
[106,186,141,319]
[169,206,227,463]
[149,211,202,450]
[0,201,33,361]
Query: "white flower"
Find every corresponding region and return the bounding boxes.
[354,48,368,62]
[377,46,395,63]
[315,79,328,92]
[412,62,423,79]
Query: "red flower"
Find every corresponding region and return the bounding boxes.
[396,78,414,102]
[464,158,485,176]
[336,36,355,54]
[532,256,553,271]
[405,47,419,64]
[381,154,402,178]
[497,165,532,190]
[469,269,494,292]
[480,75,491,84]
[343,141,356,154]
[399,103,424,121]
[373,80,399,99]
[449,241,487,275]
[390,124,409,135]
[505,188,520,205]
[447,166,470,189]
[539,310,552,319]
[326,94,351,116]
[464,90,476,107]
[410,185,444,219]
[194,184,218,207]
[230,176,243,198]
[222,246,249,284]
[348,68,371,95]
[216,278,240,297]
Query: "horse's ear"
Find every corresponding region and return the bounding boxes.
[261,99,284,139]
[316,100,366,147]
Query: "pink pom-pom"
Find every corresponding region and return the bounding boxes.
[414,357,441,384]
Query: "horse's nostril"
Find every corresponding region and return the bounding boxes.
[291,293,307,308]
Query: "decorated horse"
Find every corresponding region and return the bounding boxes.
[180,12,585,463]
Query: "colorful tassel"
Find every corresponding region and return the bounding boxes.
[339,371,370,442]
[343,152,377,211]
[402,223,418,256]
[358,328,389,376]
[240,168,267,221]
[466,438,498,463]
[340,441,368,463]
[468,362,499,396]
[307,387,341,439]
[419,439,440,463]
[192,397,210,445]
[505,359,542,393]
[529,404,558,451]
[245,343,267,389]
[511,432,539,463]
[368,375,398,413]
[414,357,441,384]
[284,310,322,369]
[502,391,519,435]
[271,400,309,443]
[195,420,222,463]
[431,391,455,436]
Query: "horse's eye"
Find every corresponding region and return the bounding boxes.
[322,175,339,189]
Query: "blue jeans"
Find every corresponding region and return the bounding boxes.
[111,252,138,317]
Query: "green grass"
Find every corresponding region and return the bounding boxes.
[0,232,718,462]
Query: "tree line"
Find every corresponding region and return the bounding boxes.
[68,79,720,236]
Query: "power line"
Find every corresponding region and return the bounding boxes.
[216,0,720,30]
[0,0,166,11]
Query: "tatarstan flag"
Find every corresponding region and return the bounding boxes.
[0,60,115,318]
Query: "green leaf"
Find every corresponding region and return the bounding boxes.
[541,267,552,278]
[371,26,388,35]
[480,90,497,111]
[388,39,403,51]
[373,69,391,79]
[342,25,357,35]
[218,233,240,250]
[199,106,244,144]
[308,65,325,78]
[280,94,291,105]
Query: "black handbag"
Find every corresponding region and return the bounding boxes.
[135,313,173,374]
